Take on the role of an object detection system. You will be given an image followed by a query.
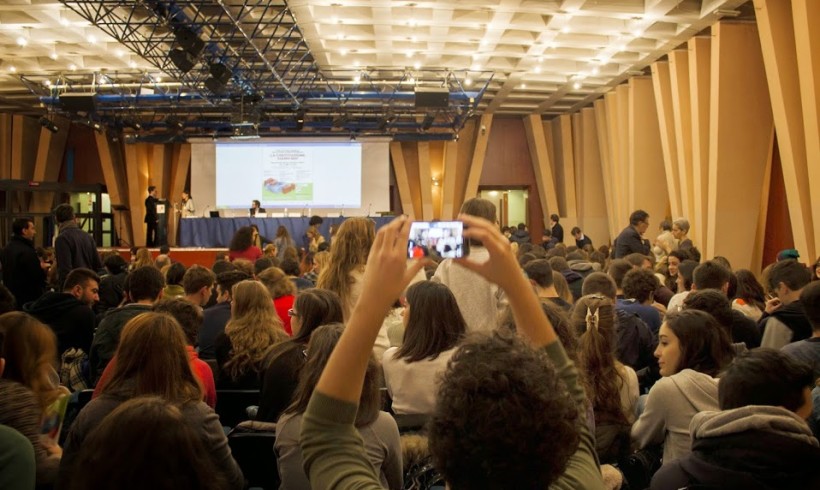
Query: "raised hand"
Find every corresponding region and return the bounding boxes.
[453,214,521,292]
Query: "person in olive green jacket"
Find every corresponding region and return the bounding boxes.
[300,215,604,490]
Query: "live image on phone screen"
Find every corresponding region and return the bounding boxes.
[408,221,465,259]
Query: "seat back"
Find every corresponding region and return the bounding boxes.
[215,389,260,428]
[228,431,279,490]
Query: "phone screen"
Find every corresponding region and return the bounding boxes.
[408,221,468,259]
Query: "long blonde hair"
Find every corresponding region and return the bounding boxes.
[0,312,62,411]
[224,280,287,380]
[313,251,330,275]
[134,248,154,269]
[316,218,374,317]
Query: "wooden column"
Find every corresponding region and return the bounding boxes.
[689,36,712,249]
[463,113,493,201]
[389,142,417,218]
[628,77,669,227]
[523,114,559,219]
[651,61,684,219]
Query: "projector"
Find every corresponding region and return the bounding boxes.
[229,125,260,140]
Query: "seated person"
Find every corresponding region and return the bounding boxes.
[276,324,402,490]
[652,349,819,489]
[299,216,604,489]
[249,199,266,217]
[382,281,467,415]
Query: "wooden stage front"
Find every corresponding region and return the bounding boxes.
[103,248,228,269]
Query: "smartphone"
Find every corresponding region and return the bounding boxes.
[408,221,469,259]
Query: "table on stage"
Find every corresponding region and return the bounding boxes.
[177,216,394,248]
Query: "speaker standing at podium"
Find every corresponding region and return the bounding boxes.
[145,185,159,247]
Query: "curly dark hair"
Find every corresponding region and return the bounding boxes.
[228,226,255,252]
[621,268,659,304]
[429,332,581,489]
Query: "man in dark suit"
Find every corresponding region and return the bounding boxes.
[614,209,651,258]
[571,226,593,249]
[549,214,564,243]
[145,185,159,247]
[0,217,47,308]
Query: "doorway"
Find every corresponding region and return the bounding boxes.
[478,187,529,228]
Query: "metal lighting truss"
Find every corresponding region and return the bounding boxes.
[25,0,493,139]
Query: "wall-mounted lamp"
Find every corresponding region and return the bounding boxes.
[432,177,441,187]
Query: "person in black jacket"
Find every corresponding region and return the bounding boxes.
[144,185,159,247]
[614,209,651,258]
[651,349,820,490]
[0,217,47,308]
[571,226,593,250]
[53,204,103,289]
[24,268,99,358]
[549,214,564,243]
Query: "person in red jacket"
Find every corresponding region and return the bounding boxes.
[228,226,263,262]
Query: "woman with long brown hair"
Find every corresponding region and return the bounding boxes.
[316,217,375,319]
[215,280,287,389]
[132,247,154,270]
[571,295,639,464]
[0,312,64,486]
[59,312,243,488]
[275,323,402,490]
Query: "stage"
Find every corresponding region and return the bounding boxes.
[177,216,393,248]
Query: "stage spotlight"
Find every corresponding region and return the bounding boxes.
[173,26,205,57]
[295,111,305,131]
[169,48,196,73]
[204,62,232,93]
[38,116,58,133]
[165,116,184,130]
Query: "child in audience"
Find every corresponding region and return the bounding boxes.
[571,295,639,464]
[66,396,229,490]
[631,310,734,464]
[0,312,63,486]
[316,217,375,320]
[382,281,467,415]
[257,289,344,422]
[651,349,820,489]
[215,280,287,389]
[276,324,402,490]
[299,216,603,489]
[60,312,243,488]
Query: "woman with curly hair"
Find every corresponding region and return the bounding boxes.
[257,267,297,335]
[0,312,64,486]
[316,217,375,320]
[215,280,287,389]
[228,226,263,262]
[632,309,734,463]
[731,269,766,322]
[571,295,638,464]
[382,281,467,415]
[59,312,243,488]
[276,324,402,490]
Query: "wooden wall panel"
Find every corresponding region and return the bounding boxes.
[755,0,815,261]
[615,85,630,221]
[651,61,683,220]
[558,114,578,218]
[0,114,11,179]
[402,143,423,220]
[31,123,70,212]
[95,131,132,246]
[794,0,820,260]
[463,113,493,202]
[417,142,434,220]
[669,50,696,230]
[689,36,712,248]
[389,142,416,218]
[453,118,479,207]
[706,22,774,269]
[572,112,584,220]
[441,141,458,219]
[578,107,611,246]
[628,77,669,228]
[594,99,618,239]
[167,144,192,246]
[522,114,559,220]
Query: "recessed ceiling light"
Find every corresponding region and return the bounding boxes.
[411,36,418,42]
[129,60,137,69]
[354,60,360,67]
[49,52,58,60]
[340,48,348,55]
[87,34,97,44]
[44,80,51,87]
[408,18,417,27]
[69,63,77,71]
[591,67,600,75]
[353,74,361,82]
[8,66,16,73]
[406,50,413,58]
[632,29,643,38]
[115,49,125,58]
[464,77,472,87]
[561,26,570,34]
[520,83,527,89]
[573,81,582,90]
[413,61,421,70]
[16,37,27,47]
[534,66,542,73]
[60,18,70,27]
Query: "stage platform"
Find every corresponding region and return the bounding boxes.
[102,248,227,269]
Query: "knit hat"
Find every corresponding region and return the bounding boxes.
[777,249,800,261]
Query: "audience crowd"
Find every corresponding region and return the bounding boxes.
[1,201,819,490]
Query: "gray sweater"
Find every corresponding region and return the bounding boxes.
[60,394,243,489]
[631,369,719,463]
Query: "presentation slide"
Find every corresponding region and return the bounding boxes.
[215,142,362,209]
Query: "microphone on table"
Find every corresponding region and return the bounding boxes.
[367,203,372,217]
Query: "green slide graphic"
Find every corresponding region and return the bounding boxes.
[262,182,314,201]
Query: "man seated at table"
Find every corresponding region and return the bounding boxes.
[250,199,266,217]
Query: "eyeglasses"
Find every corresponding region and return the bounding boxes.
[287,308,298,317]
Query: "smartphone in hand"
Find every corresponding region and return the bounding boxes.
[408,221,470,259]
